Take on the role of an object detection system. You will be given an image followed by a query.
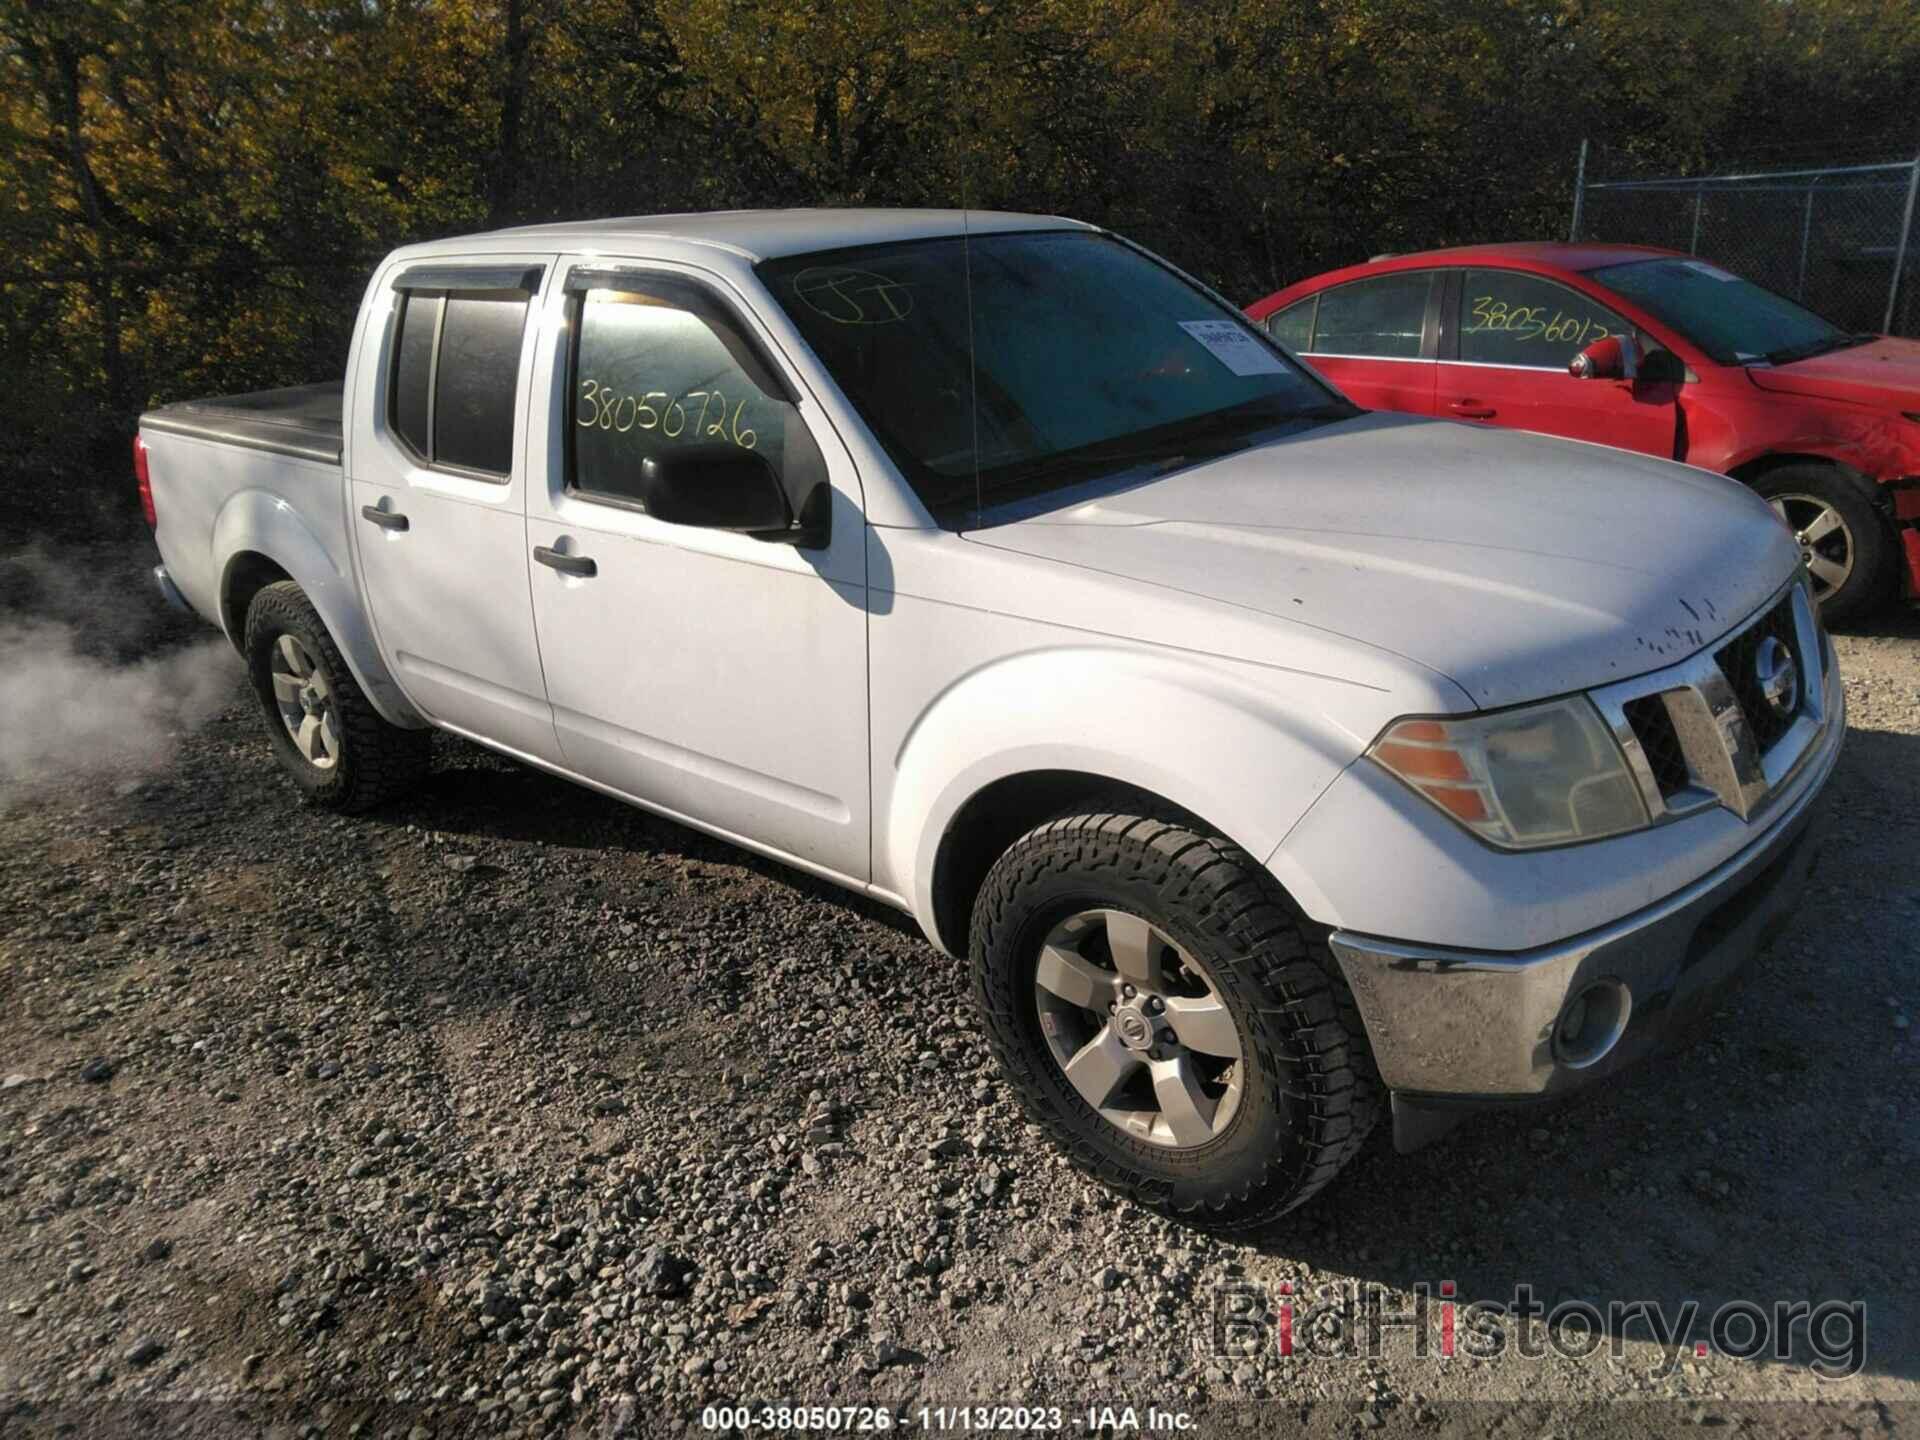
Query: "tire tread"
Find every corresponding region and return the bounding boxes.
[243,581,430,813]
[971,792,1381,1231]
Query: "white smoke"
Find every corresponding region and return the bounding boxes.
[0,546,241,804]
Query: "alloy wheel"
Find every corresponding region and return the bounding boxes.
[1768,493,1853,601]
[1032,908,1244,1148]
[269,633,340,770]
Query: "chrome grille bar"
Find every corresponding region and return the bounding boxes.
[1591,573,1828,828]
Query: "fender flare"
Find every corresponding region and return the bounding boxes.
[885,646,1369,953]
[212,489,426,728]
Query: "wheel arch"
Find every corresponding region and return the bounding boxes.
[893,648,1373,958]
[1727,451,1889,514]
[928,771,1188,959]
[211,490,426,729]
[219,551,293,645]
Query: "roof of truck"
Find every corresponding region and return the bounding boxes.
[480,208,1093,261]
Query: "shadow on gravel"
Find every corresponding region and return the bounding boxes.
[1238,722,1920,1385]
[1828,601,1920,642]
[377,748,924,942]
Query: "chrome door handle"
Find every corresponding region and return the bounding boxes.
[533,545,596,579]
[360,505,409,531]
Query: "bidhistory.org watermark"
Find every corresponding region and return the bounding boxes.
[1213,1281,1866,1379]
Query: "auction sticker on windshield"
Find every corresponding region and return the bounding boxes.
[1178,319,1288,376]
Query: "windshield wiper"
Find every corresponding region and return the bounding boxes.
[1763,332,1876,366]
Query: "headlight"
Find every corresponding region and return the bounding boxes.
[1368,697,1650,850]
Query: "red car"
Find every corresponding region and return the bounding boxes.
[1246,242,1920,619]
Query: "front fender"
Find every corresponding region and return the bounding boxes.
[886,645,1391,953]
[212,489,425,728]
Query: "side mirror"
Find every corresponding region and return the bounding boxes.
[1637,347,1688,385]
[639,446,802,540]
[1569,333,1640,381]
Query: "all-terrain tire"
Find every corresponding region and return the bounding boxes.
[971,797,1381,1230]
[243,581,431,812]
[1750,463,1897,624]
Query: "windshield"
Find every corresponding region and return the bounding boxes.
[1589,257,1857,366]
[757,230,1341,523]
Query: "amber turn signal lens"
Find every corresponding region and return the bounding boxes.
[1371,740,1471,783]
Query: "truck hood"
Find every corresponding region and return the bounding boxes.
[1744,336,1920,408]
[967,413,1800,709]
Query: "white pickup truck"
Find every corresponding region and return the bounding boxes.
[139,210,1841,1227]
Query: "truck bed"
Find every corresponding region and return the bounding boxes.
[140,382,343,465]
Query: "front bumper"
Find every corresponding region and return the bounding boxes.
[1328,654,1842,1142]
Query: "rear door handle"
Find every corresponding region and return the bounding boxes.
[534,545,597,579]
[360,504,409,531]
[1449,400,1497,419]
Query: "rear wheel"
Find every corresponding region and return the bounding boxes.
[243,581,430,811]
[1751,464,1895,622]
[971,798,1380,1230]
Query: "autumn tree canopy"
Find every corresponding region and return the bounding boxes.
[5,0,1917,530]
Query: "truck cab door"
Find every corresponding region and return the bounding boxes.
[521,257,871,884]
[348,256,564,765]
[1434,268,1681,459]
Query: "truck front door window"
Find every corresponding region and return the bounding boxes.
[569,285,794,509]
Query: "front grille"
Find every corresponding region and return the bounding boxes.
[1622,694,1689,797]
[1715,595,1801,752]
[1595,581,1825,827]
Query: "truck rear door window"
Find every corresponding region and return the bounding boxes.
[391,294,439,458]
[387,272,539,478]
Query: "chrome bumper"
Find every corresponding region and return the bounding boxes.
[153,564,190,613]
[1330,658,1842,1141]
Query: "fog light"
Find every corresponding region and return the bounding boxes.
[1552,980,1631,1069]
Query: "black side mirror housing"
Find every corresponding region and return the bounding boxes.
[639,446,824,545]
[1637,347,1688,385]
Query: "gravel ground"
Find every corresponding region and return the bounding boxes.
[1,544,1916,1438]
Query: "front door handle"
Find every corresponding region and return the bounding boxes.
[1449,400,1497,419]
[534,545,597,579]
[360,504,409,531]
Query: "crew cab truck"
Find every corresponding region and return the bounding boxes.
[139,211,1842,1227]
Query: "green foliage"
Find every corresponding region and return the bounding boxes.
[3,0,1916,534]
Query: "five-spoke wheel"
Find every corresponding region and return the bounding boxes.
[244,580,430,810]
[268,633,340,770]
[1768,492,1853,603]
[1753,464,1895,623]
[1033,908,1243,1148]
[973,798,1381,1228]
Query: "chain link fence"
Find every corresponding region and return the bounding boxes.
[1571,152,1920,337]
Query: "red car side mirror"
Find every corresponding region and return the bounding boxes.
[1569,333,1641,381]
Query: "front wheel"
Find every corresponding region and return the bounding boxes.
[971,800,1381,1230]
[243,581,431,811]
[1752,465,1896,623]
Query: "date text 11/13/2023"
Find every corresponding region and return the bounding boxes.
[697,1404,1197,1431]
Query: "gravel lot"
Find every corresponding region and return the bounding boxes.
[1,543,1916,1437]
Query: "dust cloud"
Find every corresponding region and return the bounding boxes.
[0,545,240,803]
